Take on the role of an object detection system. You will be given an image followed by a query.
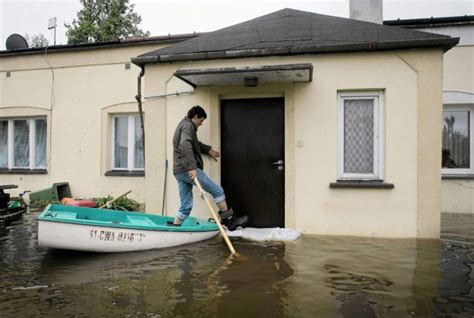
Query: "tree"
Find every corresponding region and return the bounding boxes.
[65,0,150,44]
[24,33,50,48]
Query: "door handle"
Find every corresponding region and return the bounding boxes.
[272,160,284,165]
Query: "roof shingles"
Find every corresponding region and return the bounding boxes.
[133,8,459,65]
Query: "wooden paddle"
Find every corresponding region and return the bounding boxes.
[193,177,238,256]
[99,190,132,209]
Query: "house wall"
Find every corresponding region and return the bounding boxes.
[415,24,474,214]
[1,44,446,237]
[442,41,474,214]
[0,44,169,203]
[144,49,444,237]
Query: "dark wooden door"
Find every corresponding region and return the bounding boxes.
[221,98,284,228]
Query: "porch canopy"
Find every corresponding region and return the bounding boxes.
[174,63,313,87]
[132,8,459,66]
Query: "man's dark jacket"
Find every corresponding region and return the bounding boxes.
[173,117,211,174]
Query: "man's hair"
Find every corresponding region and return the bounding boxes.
[187,105,207,119]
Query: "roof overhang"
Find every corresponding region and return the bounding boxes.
[174,63,313,87]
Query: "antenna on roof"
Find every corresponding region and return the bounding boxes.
[48,17,57,45]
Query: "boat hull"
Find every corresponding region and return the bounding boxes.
[38,221,219,252]
[37,204,220,253]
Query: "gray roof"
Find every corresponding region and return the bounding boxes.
[132,8,459,65]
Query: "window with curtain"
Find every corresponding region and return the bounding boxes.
[442,108,472,173]
[0,117,47,170]
[112,114,144,171]
[338,92,384,180]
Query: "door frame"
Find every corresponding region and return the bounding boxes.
[206,83,294,228]
[208,87,295,229]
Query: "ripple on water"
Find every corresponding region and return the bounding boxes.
[0,212,473,317]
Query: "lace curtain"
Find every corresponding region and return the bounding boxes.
[114,117,128,168]
[35,119,47,167]
[0,121,7,168]
[14,120,30,167]
[343,99,374,174]
[134,116,144,169]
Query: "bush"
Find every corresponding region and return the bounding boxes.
[93,195,139,211]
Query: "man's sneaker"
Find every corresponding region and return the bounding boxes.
[218,208,234,222]
[223,215,250,231]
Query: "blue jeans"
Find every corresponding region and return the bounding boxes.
[174,169,226,221]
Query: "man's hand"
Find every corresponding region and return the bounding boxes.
[208,148,220,161]
[188,169,197,179]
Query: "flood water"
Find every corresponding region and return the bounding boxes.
[0,212,473,317]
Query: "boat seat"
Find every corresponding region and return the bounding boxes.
[57,212,78,220]
[126,215,156,226]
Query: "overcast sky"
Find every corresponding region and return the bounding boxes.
[1,0,473,50]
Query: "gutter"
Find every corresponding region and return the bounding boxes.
[384,15,474,28]
[131,55,158,66]
[0,33,206,57]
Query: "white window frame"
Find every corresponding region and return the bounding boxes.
[337,91,384,180]
[111,114,144,171]
[1,117,47,170]
[442,105,473,175]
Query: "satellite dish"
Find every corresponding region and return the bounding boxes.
[6,34,29,50]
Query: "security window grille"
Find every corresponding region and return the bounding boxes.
[112,115,144,171]
[0,118,47,169]
[338,92,384,180]
[442,107,472,174]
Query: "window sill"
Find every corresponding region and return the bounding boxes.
[442,174,474,180]
[105,170,145,177]
[0,168,48,175]
[330,180,394,189]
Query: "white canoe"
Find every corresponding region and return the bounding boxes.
[37,204,219,253]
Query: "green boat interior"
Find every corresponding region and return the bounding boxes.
[38,204,218,232]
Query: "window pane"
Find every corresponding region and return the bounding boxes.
[344,99,374,174]
[134,116,144,169]
[0,121,7,168]
[13,120,29,167]
[442,111,470,168]
[114,117,128,168]
[35,119,47,167]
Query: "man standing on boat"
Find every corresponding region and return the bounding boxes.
[170,105,248,230]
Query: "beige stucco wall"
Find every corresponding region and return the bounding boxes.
[0,44,169,202]
[441,34,474,214]
[1,44,445,237]
[442,180,474,213]
[144,49,444,238]
[396,51,443,237]
[443,46,474,93]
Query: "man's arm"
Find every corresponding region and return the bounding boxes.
[199,142,219,161]
[199,141,211,155]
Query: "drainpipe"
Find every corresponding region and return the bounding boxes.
[135,66,146,160]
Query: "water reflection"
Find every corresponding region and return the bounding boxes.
[0,212,473,317]
[435,214,474,316]
[325,264,394,317]
[214,242,293,317]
